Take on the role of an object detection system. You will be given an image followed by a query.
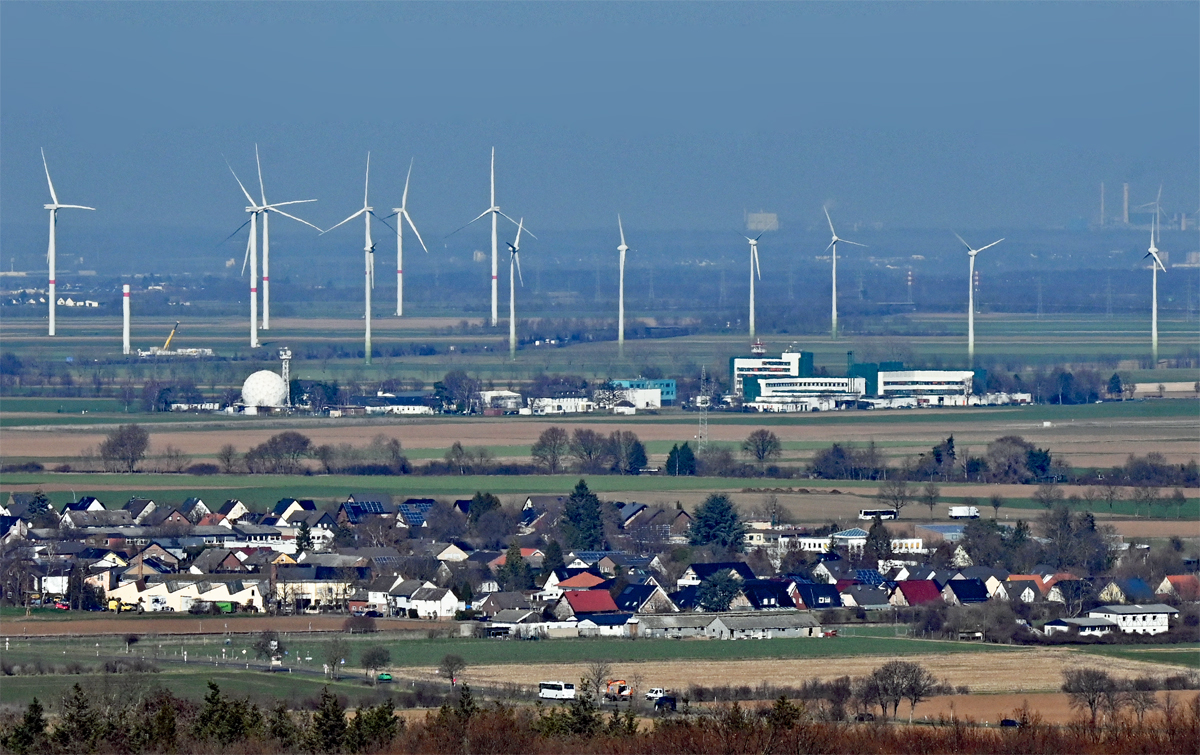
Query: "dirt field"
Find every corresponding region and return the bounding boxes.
[911,690,1196,725]
[0,614,445,637]
[5,410,1197,469]
[399,648,1184,697]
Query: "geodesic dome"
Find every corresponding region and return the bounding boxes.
[241,370,288,407]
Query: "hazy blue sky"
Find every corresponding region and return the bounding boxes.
[2,1,1197,242]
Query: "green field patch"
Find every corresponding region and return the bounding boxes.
[1074,644,1200,670]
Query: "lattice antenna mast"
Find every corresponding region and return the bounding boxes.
[697,365,710,451]
[279,347,292,407]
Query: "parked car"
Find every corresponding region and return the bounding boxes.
[377,673,393,683]
[645,687,667,701]
[1000,719,1022,728]
[53,601,70,610]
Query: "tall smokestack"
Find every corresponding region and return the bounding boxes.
[1123,183,1130,225]
[122,284,130,355]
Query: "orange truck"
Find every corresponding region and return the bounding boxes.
[604,680,633,702]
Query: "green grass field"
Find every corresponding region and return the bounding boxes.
[1074,644,1200,670]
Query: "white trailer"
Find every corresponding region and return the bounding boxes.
[948,506,980,519]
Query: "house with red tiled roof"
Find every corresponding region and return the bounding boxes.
[1157,575,1200,602]
[487,548,544,571]
[553,589,620,620]
[889,580,943,607]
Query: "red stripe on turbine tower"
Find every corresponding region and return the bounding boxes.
[251,287,258,293]
[49,280,56,284]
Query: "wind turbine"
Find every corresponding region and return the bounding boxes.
[505,218,526,360]
[389,159,429,316]
[449,148,530,326]
[224,151,318,347]
[745,232,765,341]
[823,207,865,340]
[954,233,1003,368]
[41,149,95,336]
[251,146,320,331]
[1144,215,1166,367]
[617,216,630,358]
[322,153,395,364]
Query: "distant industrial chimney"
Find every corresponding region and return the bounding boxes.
[1123,183,1130,225]
[122,284,130,355]
[279,347,292,406]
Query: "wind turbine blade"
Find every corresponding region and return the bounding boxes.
[514,217,524,250]
[226,160,257,206]
[268,207,323,232]
[754,248,762,279]
[241,231,252,275]
[754,231,767,241]
[57,204,95,211]
[320,209,365,235]
[401,158,413,209]
[364,152,371,208]
[840,239,867,248]
[515,252,524,286]
[368,210,397,235]
[974,238,1004,254]
[255,144,266,205]
[618,214,626,248]
[41,149,59,205]
[498,211,536,239]
[953,232,974,251]
[218,218,253,246]
[403,211,429,253]
[446,209,492,237]
[266,199,317,208]
[824,206,836,235]
[824,240,836,253]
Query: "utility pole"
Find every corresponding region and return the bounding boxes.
[697,366,709,452]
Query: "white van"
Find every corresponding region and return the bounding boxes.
[538,681,577,700]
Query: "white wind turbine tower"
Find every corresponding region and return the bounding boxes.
[389,159,429,316]
[823,207,865,340]
[506,218,526,360]
[449,149,530,326]
[41,149,95,336]
[954,233,1003,368]
[744,232,766,341]
[323,154,395,365]
[1144,215,1166,367]
[617,216,630,358]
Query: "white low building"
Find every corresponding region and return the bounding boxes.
[529,397,595,415]
[744,376,866,413]
[1087,604,1178,635]
[877,370,974,407]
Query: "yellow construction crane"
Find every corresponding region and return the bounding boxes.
[162,321,181,351]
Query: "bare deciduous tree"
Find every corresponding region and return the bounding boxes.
[584,659,613,702]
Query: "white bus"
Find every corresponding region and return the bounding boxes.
[858,509,899,521]
[538,681,577,700]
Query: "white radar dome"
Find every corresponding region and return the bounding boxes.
[241,370,288,407]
